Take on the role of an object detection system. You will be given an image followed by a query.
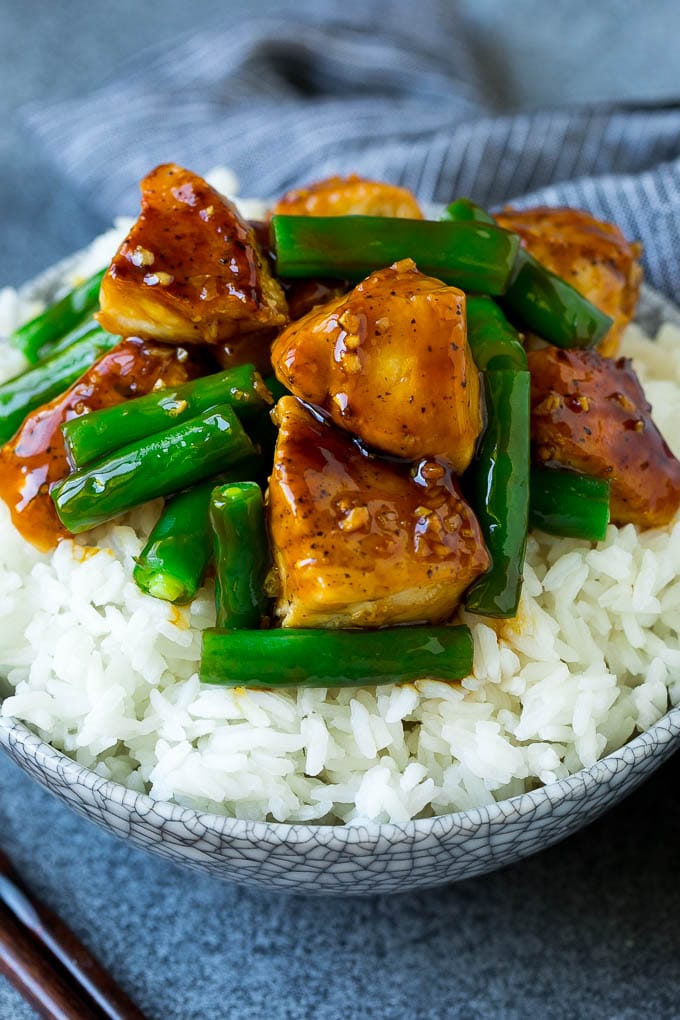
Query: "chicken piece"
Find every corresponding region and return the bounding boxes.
[271,259,482,473]
[97,163,287,345]
[271,174,423,219]
[0,339,198,551]
[529,347,680,528]
[268,397,490,628]
[495,207,642,357]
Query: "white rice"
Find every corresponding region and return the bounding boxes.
[1,196,679,825]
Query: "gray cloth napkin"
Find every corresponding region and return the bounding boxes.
[24,2,680,301]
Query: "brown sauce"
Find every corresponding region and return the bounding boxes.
[0,338,197,551]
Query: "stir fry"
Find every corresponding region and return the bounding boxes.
[1,164,679,689]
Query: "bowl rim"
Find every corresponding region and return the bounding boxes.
[2,705,679,845]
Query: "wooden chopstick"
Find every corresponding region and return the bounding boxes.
[0,906,102,1020]
[0,848,146,1020]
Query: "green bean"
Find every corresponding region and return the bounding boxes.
[62,364,271,469]
[10,269,105,363]
[271,216,520,295]
[200,625,474,688]
[440,198,491,224]
[465,295,527,370]
[441,198,613,348]
[210,482,270,628]
[0,328,119,446]
[133,457,263,603]
[462,286,531,618]
[35,317,103,362]
[529,467,611,541]
[465,370,531,618]
[52,404,255,534]
[508,255,612,349]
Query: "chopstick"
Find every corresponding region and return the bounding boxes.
[0,906,102,1020]
[0,848,146,1020]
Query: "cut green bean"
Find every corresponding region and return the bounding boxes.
[464,255,530,618]
[271,216,520,295]
[0,328,119,446]
[52,404,255,534]
[35,317,103,362]
[465,369,531,618]
[507,255,612,350]
[200,625,474,688]
[133,457,263,603]
[62,363,271,469]
[210,482,270,629]
[465,295,527,371]
[441,198,494,224]
[441,198,613,348]
[10,269,106,364]
[529,467,610,541]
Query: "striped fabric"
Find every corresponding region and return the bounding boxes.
[24,5,680,300]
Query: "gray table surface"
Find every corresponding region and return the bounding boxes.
[2,3,680,1017]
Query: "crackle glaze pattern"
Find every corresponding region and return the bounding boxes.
[1,259,680,895]
[2,711,679,894]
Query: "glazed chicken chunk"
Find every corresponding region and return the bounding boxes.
[97,163,287,345]
[271,259,482,474]
[268,397,490,629]
[271,174,423,219]
[495,206,642,357]
[529,347,680,528]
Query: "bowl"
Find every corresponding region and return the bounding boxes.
[2,709,679,894]
[1,250,680,896]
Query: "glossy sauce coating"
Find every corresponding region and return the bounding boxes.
[97,163,288,345]
[529,346,680,527]
[268,397,490,628]
[0,339,197,550]
[213,329,278,376]
[271,259,482,473]
[271,174,424,219]
[282,278,350,321]
[496,206,642,357]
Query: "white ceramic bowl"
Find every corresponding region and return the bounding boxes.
[2,709,679,894]
[1,259,679,895]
